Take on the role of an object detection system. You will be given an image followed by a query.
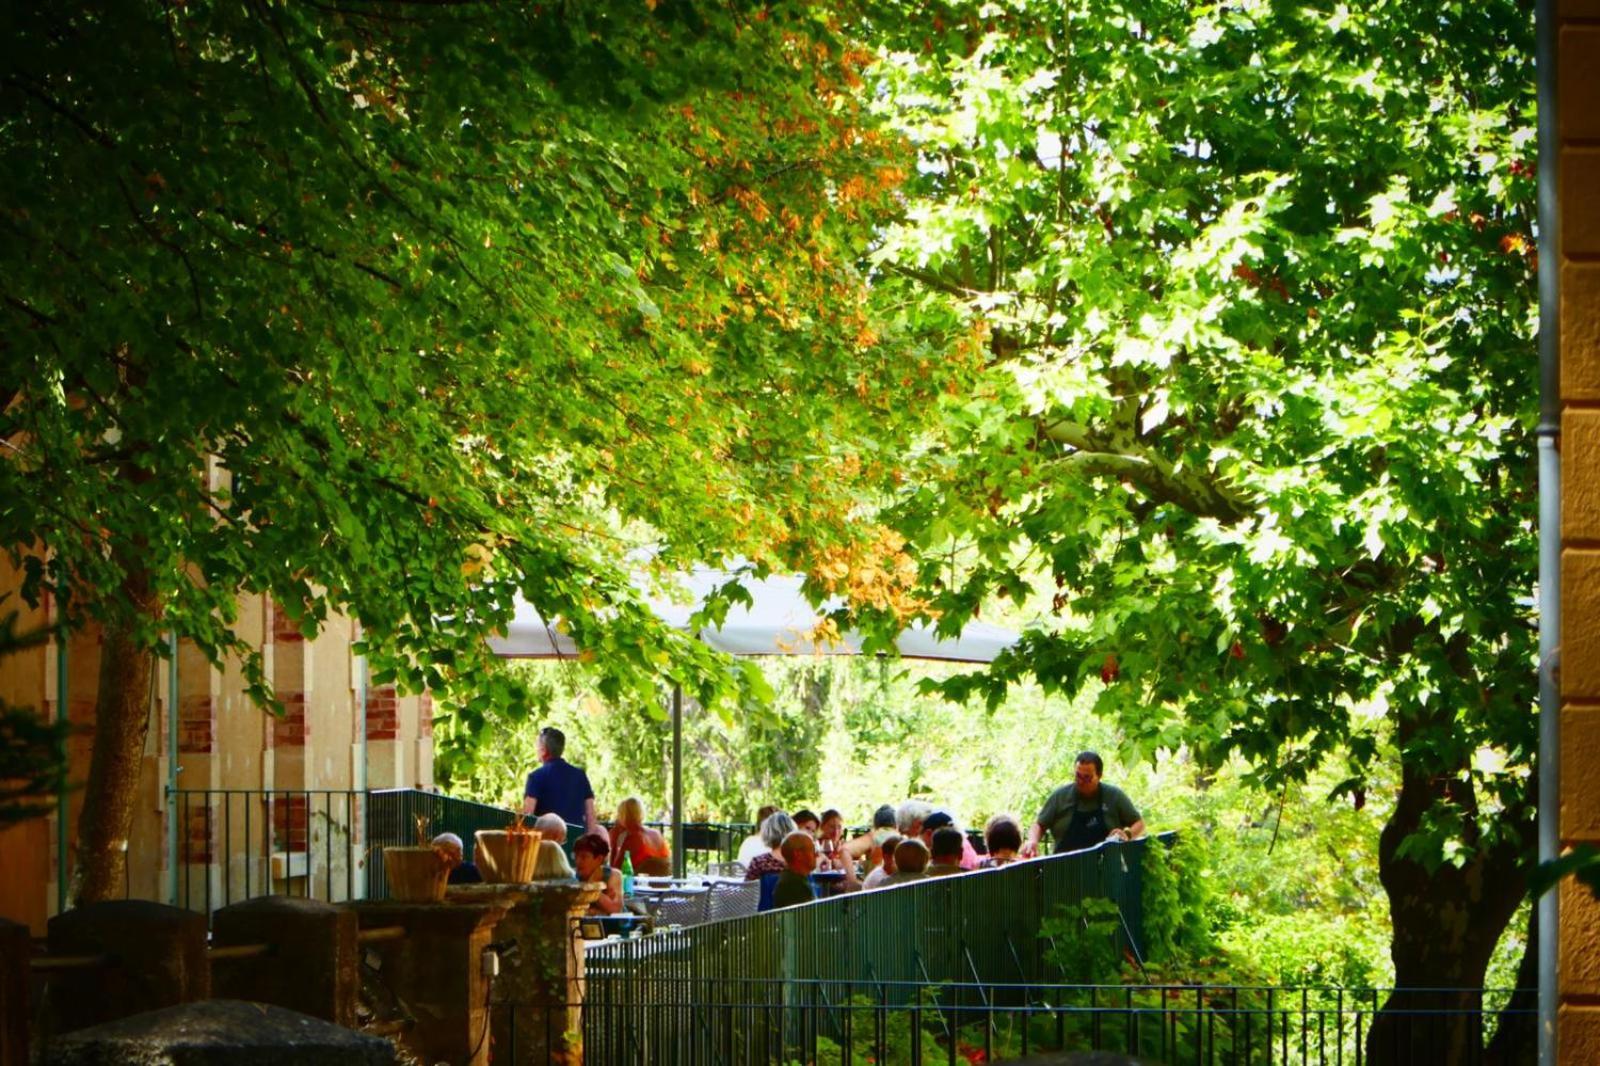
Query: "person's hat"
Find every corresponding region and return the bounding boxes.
[922,810,956,832]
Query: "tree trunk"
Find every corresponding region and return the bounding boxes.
[1366,748,1532,1066]
[1483,904,1538,1066]
[68,563,157,905]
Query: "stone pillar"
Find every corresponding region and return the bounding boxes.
[349,899,509,1066]
[41,999,395,1066]
[447,881,602,1066]
[212,896,359,1025]
[0,918,29,1066]
[1560,5,1600,1060]
[45,900,209,1036]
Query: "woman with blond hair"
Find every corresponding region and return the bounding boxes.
[530,839,575,880]
[609,796,671,876]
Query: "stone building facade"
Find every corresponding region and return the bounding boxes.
[1560,3,1600,1057]
[0,554,434,935]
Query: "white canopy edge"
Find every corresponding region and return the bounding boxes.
[486,570,1017,664]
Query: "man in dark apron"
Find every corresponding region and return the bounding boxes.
[1022,750,1147,857]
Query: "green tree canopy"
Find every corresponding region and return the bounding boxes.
[0,0,940,899]
[863,1,1537,1057]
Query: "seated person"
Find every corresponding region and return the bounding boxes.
[926,827,966,877]
[432,832,482,885]
[534,813,569,846]
[744,811,796,880]
[844,804,898,866]
[920,809,982,870]
[773,831,819,909]
[610,796,671,877]
[817,808,846,855]
[572,832,623,915]
[981,815,1023,867]
[876,838,930,888]
[791,808,821,836]
[531,839,574,880]
[737,805,779,865]
[861,834,900,890]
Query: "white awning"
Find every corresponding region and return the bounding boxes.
[487,569,1016,664]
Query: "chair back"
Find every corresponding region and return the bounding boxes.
[756,872,781,912]
[705,879,760,922]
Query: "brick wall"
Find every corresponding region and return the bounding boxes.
[178,695,213,754]
[271,690,307,748]
[272,794,309,854]
[365,685,398,741]
[182,803,214,865]
[419,692,433,739]
[269,600,306,644]
[1558,7,1600,1058]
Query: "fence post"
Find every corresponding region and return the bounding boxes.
[45,900,209,1036]
[349,897,510,1066]
[445,881,602,1066]
[212,896,359,1025]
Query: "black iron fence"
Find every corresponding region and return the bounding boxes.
[566,976,1530,1065]
[168,788,368,914]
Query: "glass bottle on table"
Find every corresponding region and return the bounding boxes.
[621,852,635,898]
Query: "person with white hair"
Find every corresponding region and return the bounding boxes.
[743,811,796,880]
[534,813,568,845]
[432,832,483,885]
[896,800,934,838]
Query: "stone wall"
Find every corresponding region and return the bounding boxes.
[1559,3,1600,1058]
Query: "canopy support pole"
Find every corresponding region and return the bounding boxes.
[671,683,685,878]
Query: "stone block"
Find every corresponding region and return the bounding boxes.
[1567,411,1600,540]
[446,881,602,1066]
[1565,705,1600,842]
[212,896,359,1026]
[0,918,28,1066]
[1562,28,1600,144]
[46,901,209,1036]
[350,899,509,1066]
[1562,549,1600,699]
[1563,261,1600,402]
[1565,149,1600,256]
[41,999,394,1066]
[1561,1003,1600,1066]
[1560,874,1600,998]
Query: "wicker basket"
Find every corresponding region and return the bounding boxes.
[383,846,450,902]
[474,828,542,884]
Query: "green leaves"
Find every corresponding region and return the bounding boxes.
[0,1,944,736]
[869,0,1536,817]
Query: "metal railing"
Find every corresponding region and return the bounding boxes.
[165,787,527,912]
[586,836,1157,992]
[168,789,368,913]
[568,977,1531,1065]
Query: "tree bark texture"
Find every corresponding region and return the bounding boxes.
[68,563,157,905]
[1366,737,1532,1066]
[1482,905,1538,1066]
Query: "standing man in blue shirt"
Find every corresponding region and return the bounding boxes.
[522,727,601,839]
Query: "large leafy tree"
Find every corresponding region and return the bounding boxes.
[866,1,1537,1059]
[0,1,938,902]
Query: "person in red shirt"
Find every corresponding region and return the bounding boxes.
[609,795,671,876]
